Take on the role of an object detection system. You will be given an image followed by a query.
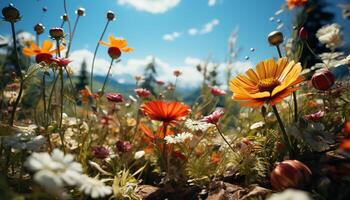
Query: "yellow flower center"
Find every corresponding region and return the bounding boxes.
[258,78,280,92]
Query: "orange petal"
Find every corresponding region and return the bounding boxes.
[240,99,265,107]
[121,47,134,52]
[42,40,53,52]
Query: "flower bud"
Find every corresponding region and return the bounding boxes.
[34,23,45,35]
[270,160,312,191]
[61,13,68,21]
[91,146,109,159]
[116,140,132,152]
[49,27,64,39]
[76,7,85,16]
[268,31,284,46]
[298,27,308,40]
[173,70,182,77]
[106,10,115,21]
[2,3,21,23]
[311,68,335,91]
[108,47,121,59]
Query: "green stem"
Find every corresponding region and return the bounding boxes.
[276,45,282,58]
[215,124,235,152]
[272,105,293,157]
[101,58,114,94]
[90,20,110,92]
[56,39,65,152]
[9,22,24,126]
[65,15,80,58]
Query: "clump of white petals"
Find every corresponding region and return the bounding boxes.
[316,23,343,50]
[185,119,213,132]
[267,189,312,200]
[78,175,112,199]
[25,149,83,191]
[134,150,145,159]
[249,121,265,130]
[164,132,193,144]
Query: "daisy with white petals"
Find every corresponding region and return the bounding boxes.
[185,119,212,132]
[164,132,193,144]
[79,175,112,199]
[25,149,83,191]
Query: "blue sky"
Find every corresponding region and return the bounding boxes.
[0,0,346,87]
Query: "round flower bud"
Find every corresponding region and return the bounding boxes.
[49,27,64,39]
[35,53,52,64]
[61,13,69,21]
[34,23,45,35]
[106,10,115,21]
[298,27,308,40]
[270,160,312,191]
[116,140,132,152]
[76,7,85,16]
[108,47,121,59]
[106,92,124,103]
[311,68,335,91]
[268,31,284,46]
[2,4,21,23]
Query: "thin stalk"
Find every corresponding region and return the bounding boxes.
[91,20,110,92]
[272,105,293,157]
[9,22,24,126]
[215,124,235,152]
[56,39,65,152]
[162,124,168,172]
[276,45,282,58]
[101,58,114,94]
[36,33,40,46]
[65,15,80,58]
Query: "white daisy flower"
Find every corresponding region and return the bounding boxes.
[25,149,83,191]
[185,119,212,132]
[164,132,193,144]
[78,175,112,199]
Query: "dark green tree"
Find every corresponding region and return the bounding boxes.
[75,59,89,91]
[140,57,157,94]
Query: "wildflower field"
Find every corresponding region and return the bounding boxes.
[1,0,350,199]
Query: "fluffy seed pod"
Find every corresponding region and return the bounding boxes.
[34,23,45,35]
[49,27,64,39]
[2,4,21,23]
[270,160,312,191]
[311,68,335,91]
[76,7,85,16]
[108,47,121,59]
[106,10,115,21]
[268,31,284,46]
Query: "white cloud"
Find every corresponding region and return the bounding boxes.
[188,19,220,36]
[117,0,180,14]
[69,49,251,88]
[163,32,182,41]
[208,0,216,6]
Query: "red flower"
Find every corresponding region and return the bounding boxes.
[91,146,110,159]
[210,86,226,96]
[134,88,152,98]
[116,140,132,152]
[106,93,124,103]
[50,57,71,67]
[311,68,335,91]
[304,110,325,121]
[202,108,224,124]
[141,100,190,125]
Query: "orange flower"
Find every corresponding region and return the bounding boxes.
[340,139,350,152]
[79,87,97,104]
[141,100,190,125]
[22,40,64,63]
[99,35,133,59]
[286,0,308,9]
[229,57,304,107]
